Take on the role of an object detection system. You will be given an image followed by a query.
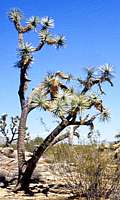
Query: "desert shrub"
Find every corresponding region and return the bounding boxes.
[51,138,120,199]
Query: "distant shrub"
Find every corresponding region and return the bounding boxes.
[51,138,120,199]
[25,136,43,152]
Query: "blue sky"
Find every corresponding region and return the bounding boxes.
[0,0,120,141]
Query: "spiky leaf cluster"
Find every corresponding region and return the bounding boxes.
[99,109,111,122]
[49,96,69,117]
[16,42,33,68]
[29,70,111,124]
[8,9,22,22]
[26,16,40,29]
[39,30,65,48]
[100,64,113,79]
[55,35,65,48]
[39,29,51,41]
[30,92,49,110]
[9,9,65,72]
[77,64,114,95]
[41,16,54,29]
[18,42,33,57]
[70,94,91,113]
[85,67,95,76]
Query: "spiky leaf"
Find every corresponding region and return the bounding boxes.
[100,63,113,78]
[55,35,65,48]
[30,92,49,110]
[100,109,111,122]
[41,16,54,29]
[8,9,22,22]
[26,16,40,29]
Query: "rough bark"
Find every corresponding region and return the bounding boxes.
[16,120,69,190]
[17,104,29,186]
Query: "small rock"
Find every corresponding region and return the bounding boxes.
[1,147,14,158]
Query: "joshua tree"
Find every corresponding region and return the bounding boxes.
[19,66,113,191]
[8,8,65,190]
[0,114,30,147]
[9,9,113,192]
[0,114,19,147]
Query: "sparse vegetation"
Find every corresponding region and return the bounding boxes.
[25,136,43,152]
[1,4,119,200]
[7,7,114,192]
[51,135,120,199]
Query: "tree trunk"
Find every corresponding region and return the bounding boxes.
[17,120,69,191]
[17,104,29,186]
[68,126,74,145]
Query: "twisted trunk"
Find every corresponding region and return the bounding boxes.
[16,120,69,190]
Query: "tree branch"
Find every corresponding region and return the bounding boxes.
[81,76,113,95]
[30,41,45,52]
[13,21,35,33]
[71,114,99,130]
[52,126,80,146]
